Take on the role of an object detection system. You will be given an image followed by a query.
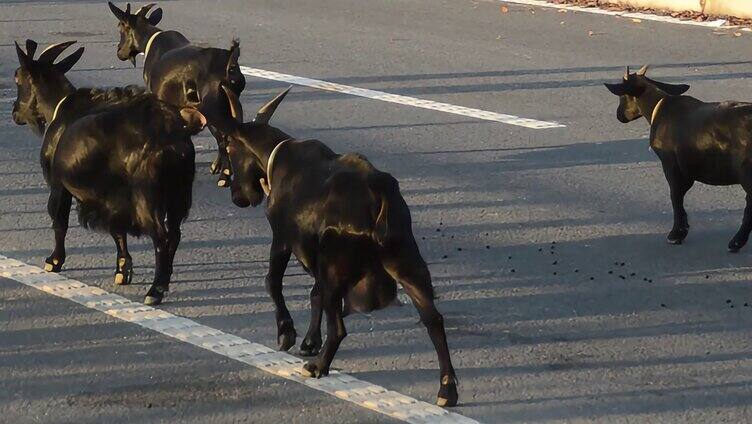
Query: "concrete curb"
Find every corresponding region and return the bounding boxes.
[604,0,752,19]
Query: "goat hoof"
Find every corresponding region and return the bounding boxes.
[277,330,296,352]
[114,269,133,285]
[217,178,229,188]
[209,159,220,175]
[114,258,133,285]
[437,379,458,407]
[43,257,63,272]
[222,168,231,176]
[143,294,163,306]
[728,239,747,253]
[144,286,168,306]
[666,228,688,245]
[302,361,327,378]
[299,338,321,357]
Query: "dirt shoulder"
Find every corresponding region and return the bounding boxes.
[548,0,752,27]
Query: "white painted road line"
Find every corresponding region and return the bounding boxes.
[240,66,565,129]
[497,0,734,29]
[0,255,481,424]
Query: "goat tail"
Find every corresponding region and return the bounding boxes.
[370,172,407,246]
[373,191,390,246]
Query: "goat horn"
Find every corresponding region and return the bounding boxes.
[637,64,650,76]
[221,83,243,123]
[624,66,629,80]
[126,3,131,14]
[37,40,77,64]
[254,86,291,126]
[135,3,156,17]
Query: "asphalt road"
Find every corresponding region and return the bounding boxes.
[3,0,752,423]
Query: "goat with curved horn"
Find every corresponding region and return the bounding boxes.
[38,41,77,64]
[254,86,292,125]
[221,83,243,123]
[135,3,156,17]
[637,64,650,76]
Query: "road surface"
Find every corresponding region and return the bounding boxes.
[2,0,752,422]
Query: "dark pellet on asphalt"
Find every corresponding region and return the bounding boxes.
[511,269,515,273]
[726,299,732,303]
[661,303,666,307]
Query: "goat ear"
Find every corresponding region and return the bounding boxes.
[147,8,162,25]
[55,46,84,74]
[604,82,627,96]
[652,81,690,96]
[15,41,32,69]
[254,86,291,125]
[108,2,127,21]
[25,39,38,59]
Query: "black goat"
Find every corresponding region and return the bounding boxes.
[605,65,752,251]
[108,2,245,188]
[12,40,205,305]
[218,84,459,407]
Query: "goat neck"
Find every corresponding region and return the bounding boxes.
[636,85,670,125]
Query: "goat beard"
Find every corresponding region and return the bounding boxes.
[29,117,46,137]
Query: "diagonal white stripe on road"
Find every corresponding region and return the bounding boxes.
[0,255,481,424]
[240,66,565,129]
